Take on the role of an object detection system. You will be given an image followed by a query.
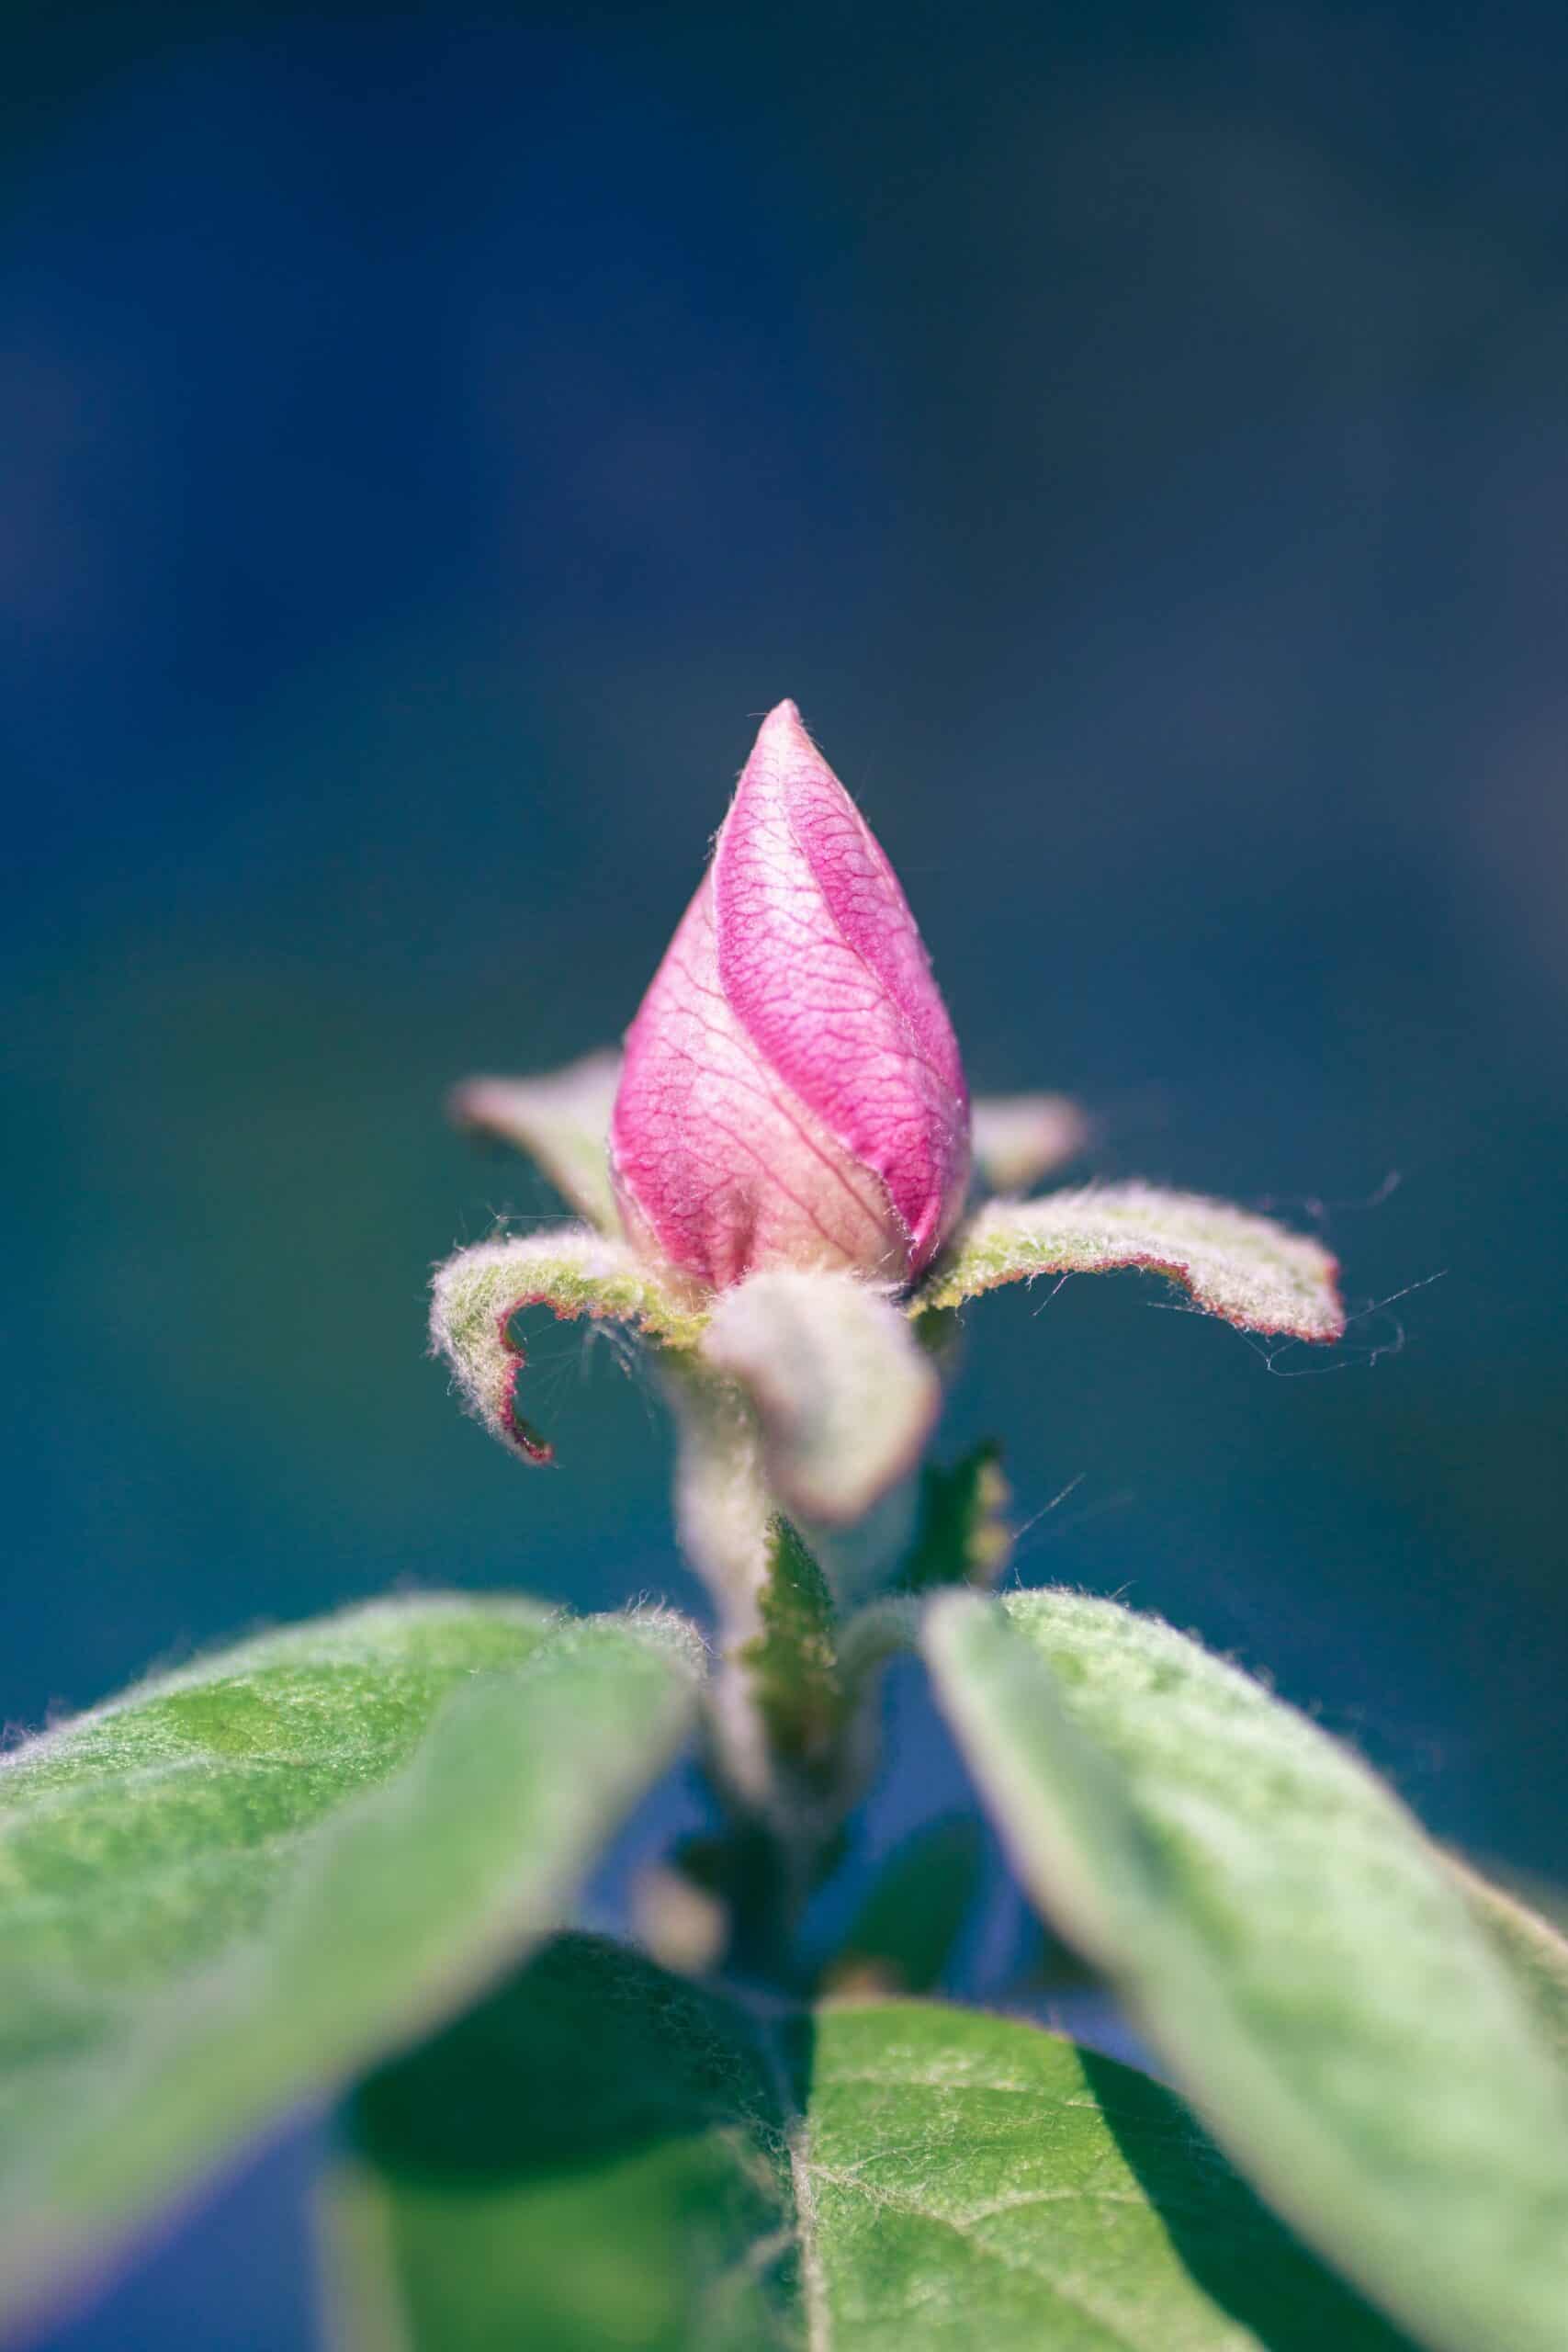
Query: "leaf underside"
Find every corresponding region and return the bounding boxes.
[916,1184,1345,1342]
[923,1590,1568,2352]
[323,1933,1406,2352]
[0,1599,700,2334]
[450,1048,626,1233]
[968,1091,1089,1194]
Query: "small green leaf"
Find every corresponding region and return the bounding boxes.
[969,1091,1089,1194]
[449,1047,624,1231]
[918,1183,1345,1341]
[323,1934,1405,2351]
[702,1268,941,1525]
[823,1815,985,1996]
[739,1519,846,1786]
[924,1590,1568,2352]
[430,1226,707,1463]
[899,1441,1012,1593]
[0,1599,701,2333]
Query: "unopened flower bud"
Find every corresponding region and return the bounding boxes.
[611,701,970,1290]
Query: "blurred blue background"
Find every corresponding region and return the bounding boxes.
[4,2,1566,2341]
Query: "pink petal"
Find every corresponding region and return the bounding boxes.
[610,867,911,1290]
[611,702,971,1290]
[714,701,969,1272]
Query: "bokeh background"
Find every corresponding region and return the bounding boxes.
[5,2,1567,2342]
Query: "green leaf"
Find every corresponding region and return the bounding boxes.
[449,1047,625,1232]
[322,1934,796,2352]
[1450,1855,1568,2071]
[823,1815,984,1996]
[898,1441,1012,1593]
[918,1183,1345,1341]
[924,1589,1568,2352]
[702,1268,941,1526]
[429,1227,707,1463]
[0,1598,701,2333]
[798,2004,1405,2351]
[738,1518,846,1785]
[322,1933,1405,2351]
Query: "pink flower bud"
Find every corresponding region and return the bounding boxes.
[611,701,971,1291]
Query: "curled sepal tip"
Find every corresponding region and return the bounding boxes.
[430,1228,706,1464]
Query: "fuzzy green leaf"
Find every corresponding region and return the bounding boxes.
[924,1589,1568,2352]
[738,1519,846,1785]
[919,1184,1345,1341]
[449,1048,624,1231]
[702,1268,941,1525]
[430,1227,707,1463]
[1452,1857,1568,2071]
[0,1600,701,2333]
[321,1933,1405,2351]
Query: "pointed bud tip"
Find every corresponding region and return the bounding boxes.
[749,697,810,761]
